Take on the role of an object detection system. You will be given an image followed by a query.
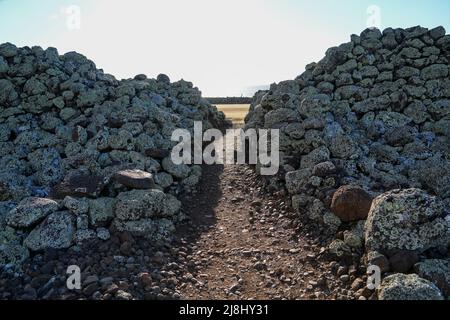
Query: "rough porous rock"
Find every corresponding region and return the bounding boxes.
[0,244,29,270]
[50,175,107,199]
[330,185,373,222]
[6,197,59,228]
[88,198,116,227]
[63,196,89,215]
[114,189,181,221]
[0,42,228,268]
[414,259,450,297]
[113,169,155,190]
[365,189,449,253]
[378,273,444,300]
[24,212,75,251]
[245,26,450,236]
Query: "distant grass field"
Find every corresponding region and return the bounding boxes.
[215,104,250,125]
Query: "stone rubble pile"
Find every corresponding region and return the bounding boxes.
[0,43,228,271]
[245,26,450,299]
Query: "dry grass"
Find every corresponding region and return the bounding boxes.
[215,104,250,124]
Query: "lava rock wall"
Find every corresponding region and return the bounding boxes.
[0,43,228,269]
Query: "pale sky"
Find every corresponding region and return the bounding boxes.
[1,0,449,96]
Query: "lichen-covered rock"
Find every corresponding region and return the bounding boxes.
[114,190,181,221]
[155,172,174,189]
[0,57,9,75]
[182,165,202,190]
[264,108,297,127]
[411,156,450,199]
[285,168,313,195]
[0,42,18,58]
[0,202,22,245]
[0,225,20,246]
[322,210,342,233]
[114,218,175,243]
[161,157,190,179]
[365,189,449,253]
[414,259,450,297]
[378,274,444,300]
[421,64,449,80]
[331,186,373,222]
[326,239,352,261]
[24,212,75,251]
[28,148,64,186]
[6,197,59,228]
[88,198,116,227]
[0,244,29,270]
[75,229,97,244]
[343,221,365,248]
[76,214,89,230]
[0,79,18,106]
[96,228,110,241]
[0,173,32,202]
[63,196,89,215]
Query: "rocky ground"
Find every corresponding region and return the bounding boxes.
[174,164,371,300]
[0,133,374,300]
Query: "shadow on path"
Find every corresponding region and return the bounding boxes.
[176,164,224,241]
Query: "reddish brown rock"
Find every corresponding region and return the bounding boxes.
[114,169,155,190]
[331,185,373,222]
[138,272,153,287]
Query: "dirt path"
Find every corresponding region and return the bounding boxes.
[174,130,352,300]
[0,128,359,301]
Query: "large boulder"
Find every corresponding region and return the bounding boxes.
[365,189,449,253]
[24,212,75,251]
[330,186,373,222]
[114,190,181,221]
[6,197,59,228]
[414,259,450,297]
[88,197,117,227]
[378,274,444,300]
